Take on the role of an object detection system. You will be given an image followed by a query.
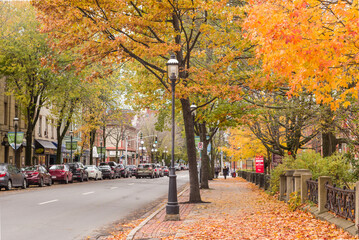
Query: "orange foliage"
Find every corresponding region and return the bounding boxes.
[244,0,359,109]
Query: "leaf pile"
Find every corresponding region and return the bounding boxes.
[165,178,356,240]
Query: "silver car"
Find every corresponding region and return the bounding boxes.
[0,163,27,190]
[85,165,103,180]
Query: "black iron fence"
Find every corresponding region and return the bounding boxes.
[306,179,318,204]
[237,170,270,190]
[325,183,355,221]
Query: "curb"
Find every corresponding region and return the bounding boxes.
[126,186,189,240]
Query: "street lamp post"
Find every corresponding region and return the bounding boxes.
[70,130,73,163]
[140,140,144,163]
[13,117,19,167]
[164,146,168,164]
[165,54,180,220]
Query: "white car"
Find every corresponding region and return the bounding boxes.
[85,165,102,180]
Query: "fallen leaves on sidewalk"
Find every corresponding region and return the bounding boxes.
[108,178,356,240]
[166,178,356,240]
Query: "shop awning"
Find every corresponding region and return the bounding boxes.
[36,139,57,149]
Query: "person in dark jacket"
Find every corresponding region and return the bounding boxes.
[223,166,229,179]
[214,166,220,178]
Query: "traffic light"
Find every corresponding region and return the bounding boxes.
[155,136,157,143]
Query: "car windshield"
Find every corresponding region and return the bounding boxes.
[99,165,110,169]
[86,166,94,169]
[50,165,64,170]
[138,164,151,169]
[24,166,38,171]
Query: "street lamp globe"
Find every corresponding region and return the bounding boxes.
[167,54,179,78]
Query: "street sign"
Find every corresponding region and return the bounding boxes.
[255,155,264,173]
[198,142,203,150]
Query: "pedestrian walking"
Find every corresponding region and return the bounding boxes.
[223,166,229,179]
[214,166,220,178]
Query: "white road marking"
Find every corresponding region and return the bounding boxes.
[38,199,58,205]
[110,187,118,190]
[128,183,134,186]
[82,191,94,195]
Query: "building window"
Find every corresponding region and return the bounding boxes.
[51,120,55,139]
[38,116,42,137]
[45,117,48,138]
[4,102,8,125]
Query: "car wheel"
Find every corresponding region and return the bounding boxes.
[79,174,84,182]
[64,176,69,184]
[5,180,12,190]
[22,179,27,189]
[39,178,44,187]
[95,174,98,181]
[85,174,89,181]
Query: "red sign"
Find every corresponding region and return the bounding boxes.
[255,155,264,173]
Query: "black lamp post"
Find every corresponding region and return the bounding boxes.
[13,117,19,167]
[165,54,180,220]
[140,140,144,163]
[70,130,73,163]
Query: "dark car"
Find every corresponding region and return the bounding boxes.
[100,162,120,178]
[126,165,137,177]
[67,162,89,182]
[49,164,73,184]
[98,165,115,179]
[162,166,169,177]
[116,164,130,178]
[22,165,52,187]
[0,163,27,190]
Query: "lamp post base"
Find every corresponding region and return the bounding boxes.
[165,213,180,221]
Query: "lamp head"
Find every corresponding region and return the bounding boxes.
[166,54,179,79]
[13,117,19,127]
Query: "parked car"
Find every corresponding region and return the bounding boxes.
[67,162,89,182]
[162,166,169,177]
[49,164,73,184]
[136,163,155,178]
[0,163,27,190]
[126,165,137,177]
[155,164,163,177]
[22,165,52,187]
[98,165,115,179]
[100,162,121,178]
[84,165,102,180]
[117,164,130,178]
[174,163,181,171]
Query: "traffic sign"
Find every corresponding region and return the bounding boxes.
[198,142,203,150]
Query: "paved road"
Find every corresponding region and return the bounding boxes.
[0,171,189,240]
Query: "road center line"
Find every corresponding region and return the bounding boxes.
[128,183,134,186]
[82,191,94,195]
[110,187,118,190]
[38,199,58,205]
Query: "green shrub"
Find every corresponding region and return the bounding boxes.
[270,150,356,193]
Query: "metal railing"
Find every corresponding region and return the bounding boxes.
[306,179,318,204]
[325,183,355,221]
[237,170,270,190]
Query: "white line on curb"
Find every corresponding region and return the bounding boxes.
[82,191,94,195]
[38,199,58,205]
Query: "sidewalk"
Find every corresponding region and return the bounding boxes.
[108,177,356,240]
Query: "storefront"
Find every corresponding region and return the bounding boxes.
[34,139,57,167]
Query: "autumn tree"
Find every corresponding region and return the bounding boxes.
[33,0,250,202]
[0,2,60,165]
[244,0,359,109]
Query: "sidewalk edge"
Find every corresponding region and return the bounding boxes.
[126,186,189,240]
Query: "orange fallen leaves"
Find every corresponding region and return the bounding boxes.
[109,177,356,240]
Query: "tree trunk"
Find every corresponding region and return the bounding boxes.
[56,130,62,164]
[89,129,96,165]
[200,123,209,189]
[322,132,337,157]
[181,98,202,202]
[25,129,33,166]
